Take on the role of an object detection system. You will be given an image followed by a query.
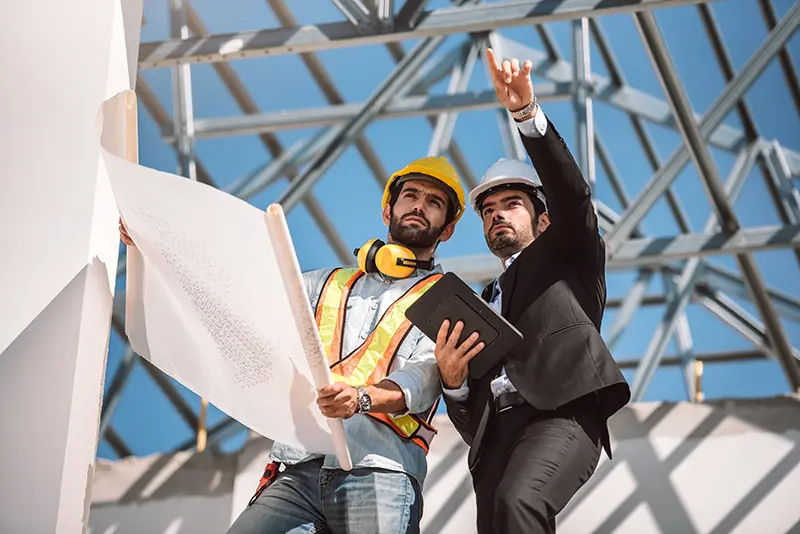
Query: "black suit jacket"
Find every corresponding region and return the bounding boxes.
[444,117,631,469]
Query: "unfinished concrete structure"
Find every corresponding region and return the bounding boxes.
[85,0,800,531]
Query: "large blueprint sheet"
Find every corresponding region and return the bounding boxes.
[107,143,336,456]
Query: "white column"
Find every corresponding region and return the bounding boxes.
[0,0,142,531]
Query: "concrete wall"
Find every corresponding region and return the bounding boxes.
[89,396,800,534]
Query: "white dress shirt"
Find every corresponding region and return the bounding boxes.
[442,106,548,402]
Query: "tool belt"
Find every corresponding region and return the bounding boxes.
[248,461,281,507]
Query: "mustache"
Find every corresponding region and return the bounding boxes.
[490,221,512,233]
[401,213,430,227]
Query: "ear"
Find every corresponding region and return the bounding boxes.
[382,203,392,227]
[537,212,551,233]
[438,221,457,243]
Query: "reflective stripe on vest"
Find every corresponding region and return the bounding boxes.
[314,268,441,452]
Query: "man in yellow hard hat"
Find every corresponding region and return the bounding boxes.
[121,157,467,532]
[224,156,471,534]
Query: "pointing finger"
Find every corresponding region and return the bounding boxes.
[486,47,501,72]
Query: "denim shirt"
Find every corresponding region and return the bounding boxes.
[269,265,444,485]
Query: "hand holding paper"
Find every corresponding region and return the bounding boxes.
[106,133,351,468]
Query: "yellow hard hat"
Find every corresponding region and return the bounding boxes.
[382,156,466,224]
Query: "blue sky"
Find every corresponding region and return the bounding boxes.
[98,0,800,459]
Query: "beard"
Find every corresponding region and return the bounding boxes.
[389,211,445,249]
[485,220,536,258]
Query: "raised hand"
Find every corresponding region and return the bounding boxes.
[485,48,535,117]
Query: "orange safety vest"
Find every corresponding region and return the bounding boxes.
[315,267,441,453]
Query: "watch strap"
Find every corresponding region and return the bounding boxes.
[510,96,538,120]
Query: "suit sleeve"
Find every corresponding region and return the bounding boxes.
[443,390,475,446]
[519,113,605,268]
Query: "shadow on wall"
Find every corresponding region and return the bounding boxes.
[89,449,238,534]
[89,396,800,534]
[558,395,800,534]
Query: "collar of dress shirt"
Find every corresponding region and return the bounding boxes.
[503,251,521,271]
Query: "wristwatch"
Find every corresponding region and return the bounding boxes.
[510,95,538,121]
[355,386,372,414]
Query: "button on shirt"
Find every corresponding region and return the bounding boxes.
[269,266,443,485]
[442,107,548,402]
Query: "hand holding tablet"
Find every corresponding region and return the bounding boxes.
[405,272,523,379]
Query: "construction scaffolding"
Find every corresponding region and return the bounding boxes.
[101,0,800,459]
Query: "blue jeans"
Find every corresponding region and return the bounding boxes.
[227,458,422,534]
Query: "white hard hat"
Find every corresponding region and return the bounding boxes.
[468,158,546,213]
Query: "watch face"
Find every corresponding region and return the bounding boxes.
[358,388,372,413]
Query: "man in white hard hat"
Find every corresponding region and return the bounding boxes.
[433,48,630,534]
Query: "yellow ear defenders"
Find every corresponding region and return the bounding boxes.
[354,239,434,279]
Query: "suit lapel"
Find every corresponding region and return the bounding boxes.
[501,257,520,317]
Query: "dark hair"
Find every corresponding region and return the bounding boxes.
[389,180,457,226]
[530,193,547,225]
[477,185,547,223]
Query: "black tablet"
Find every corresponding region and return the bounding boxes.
[405,272,523,379]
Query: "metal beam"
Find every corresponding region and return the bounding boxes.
[627,140,756,401]
[605,1,800,248]
[331,0,373,27]
[188,2,352,265]
[610,224,800,269]
[695,286,800,362]
[396,0,429,28]
[440,222,800,279]
[764,141,800,224]
[402,41,472,97]
[105,426,133,459]
[266,0,389,190]
[615,350,767,370]
[375,0,394,28]
[175,416,241,452]
[633,8,800,394]
[697,2,800,265]
[589,18,692,233]
[635,11,738,233]
[756,0,800,119]
[275,23,450,211]
[607,294,668,308]
[605,270,655,350]
[572,17,595,186]
[174,85,569,140]
[701,263,800,323]
[169,0,197,181]
[178,35,800,177]
[428,38,480,156]
[135,77,216,188]
[138,0,713,69]
[110,315,200,432]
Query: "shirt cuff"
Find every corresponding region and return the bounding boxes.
[516,105,548,138]
[442,380,469,402]
[384,370,419,416]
